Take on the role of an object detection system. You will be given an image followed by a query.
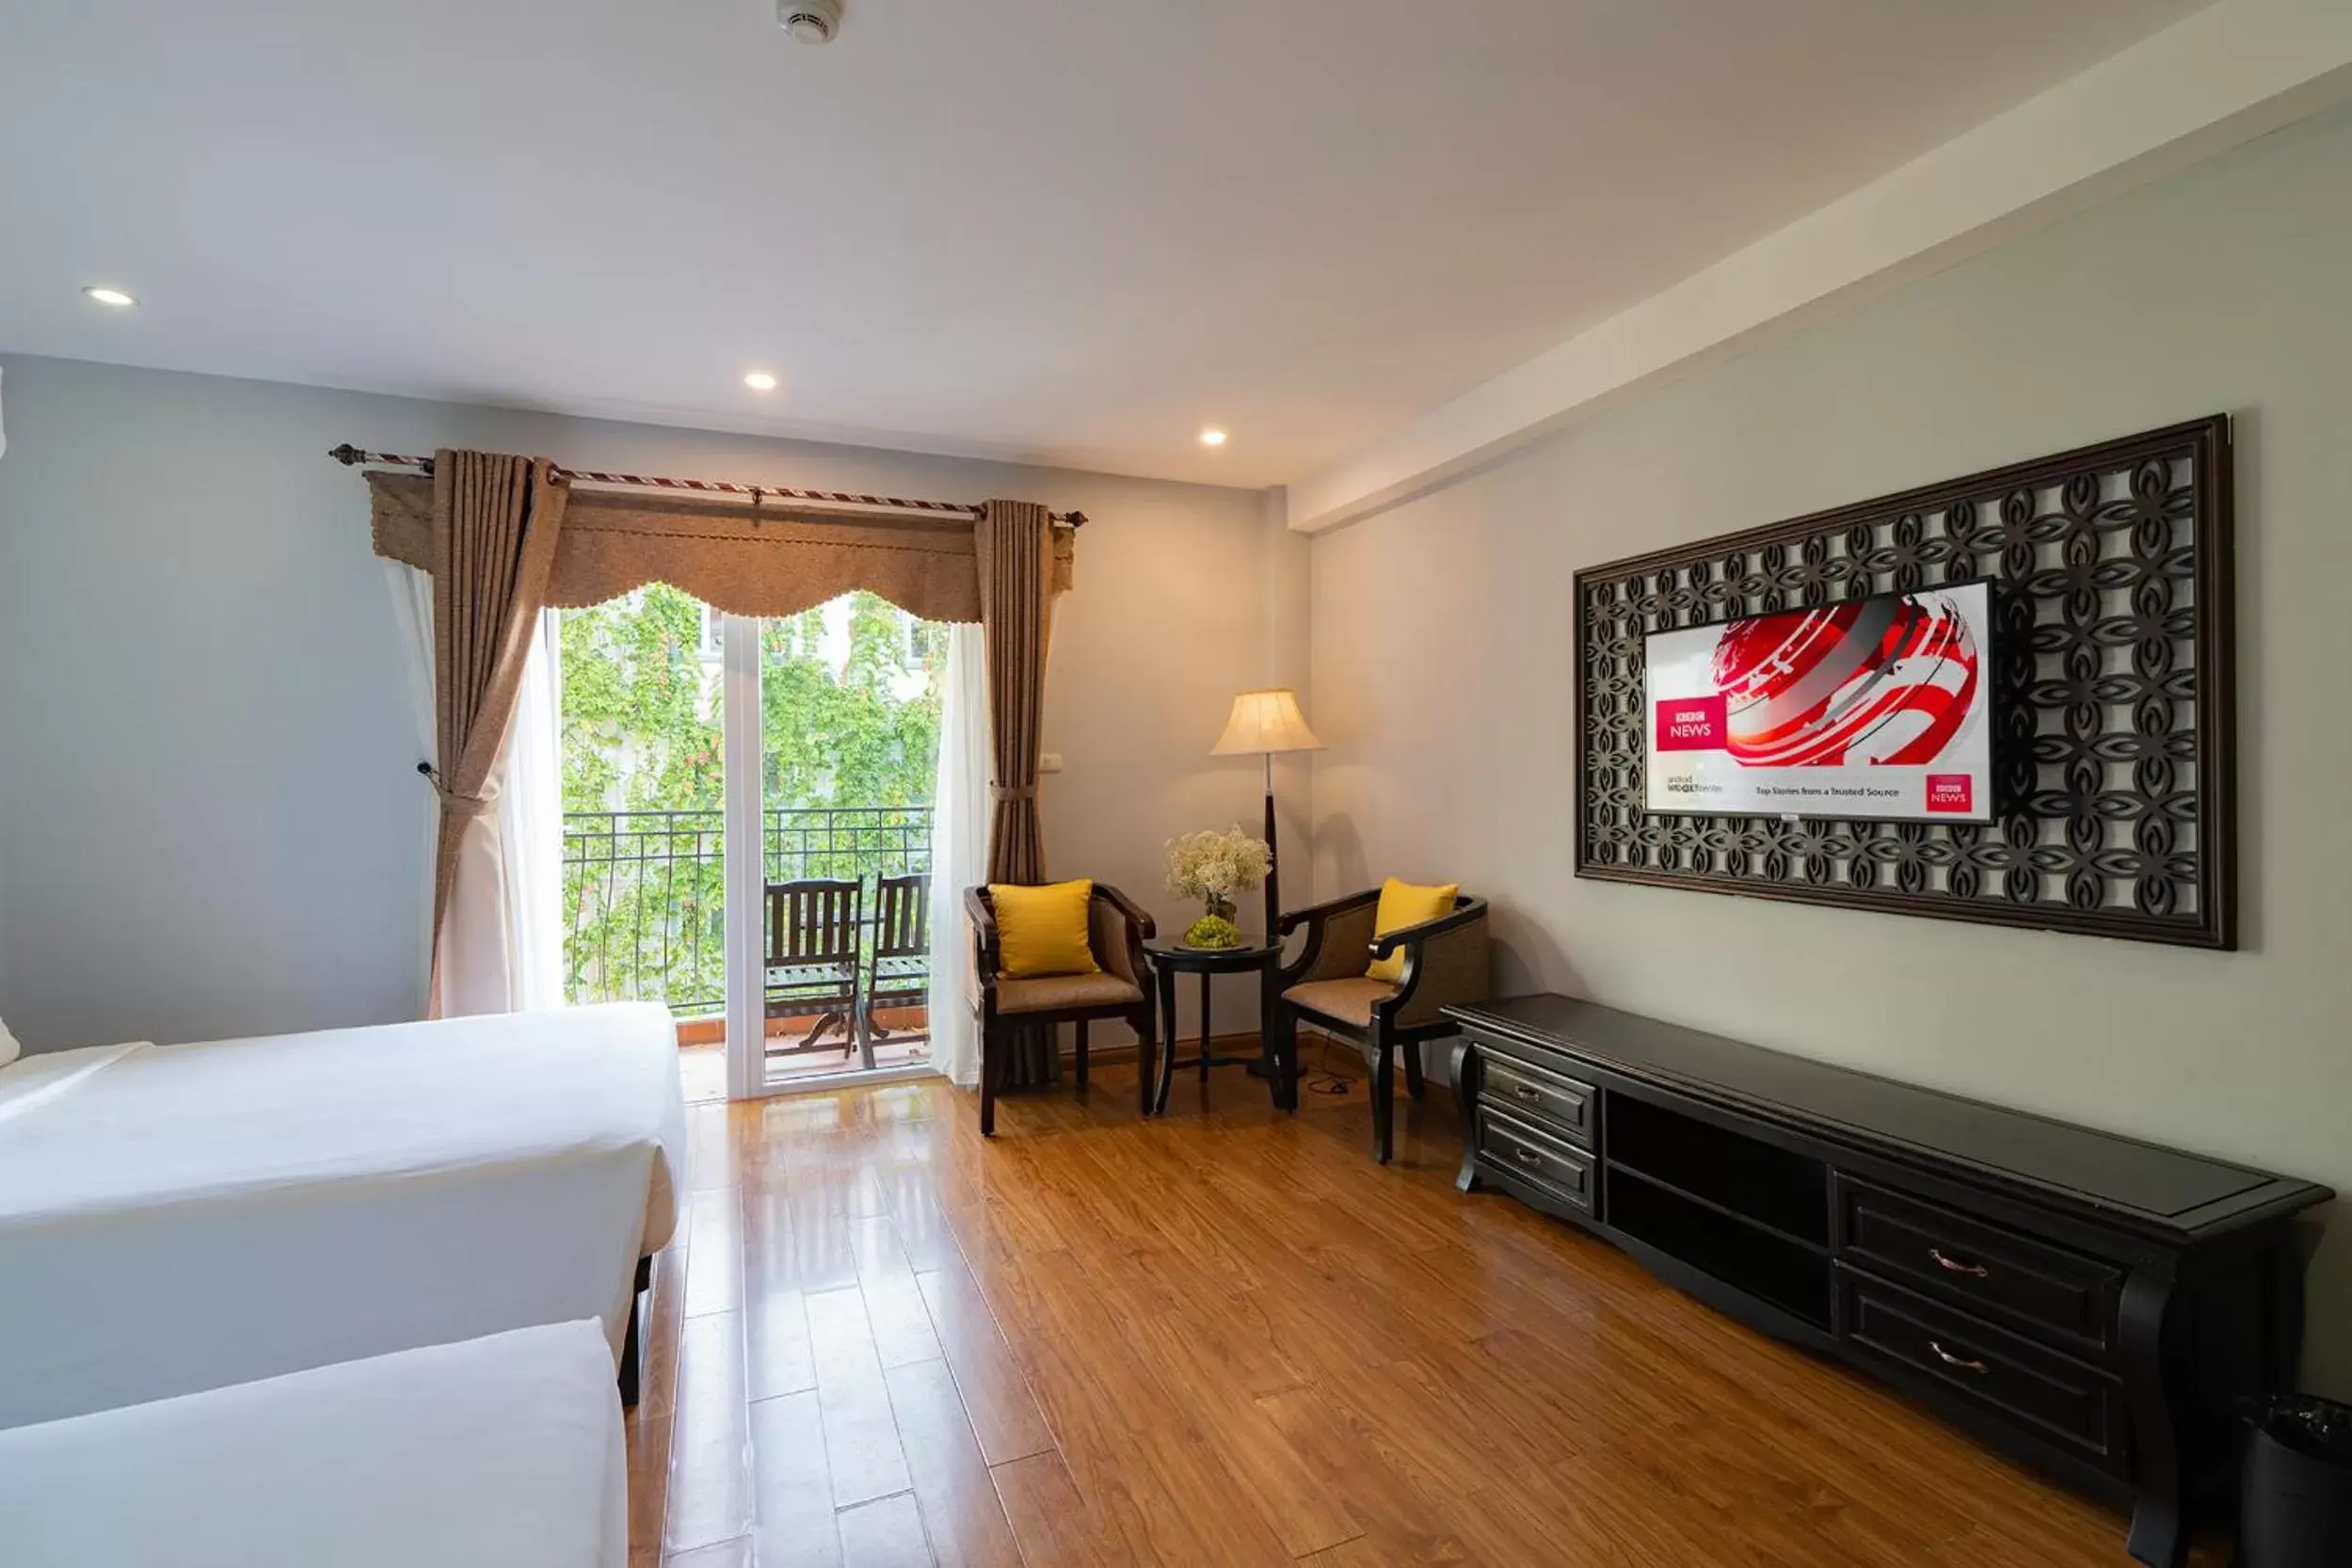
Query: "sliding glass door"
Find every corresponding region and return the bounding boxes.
[557,589,948,1101]
[721,597,944,1098]
[557,590,728,1103]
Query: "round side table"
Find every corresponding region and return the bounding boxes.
[1140,937,1283,1116]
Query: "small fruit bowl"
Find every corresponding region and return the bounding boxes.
[1181,914,1241,950]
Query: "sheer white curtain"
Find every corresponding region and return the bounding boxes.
[501,613,565,1010]
[384,564,439,1006]
[926,623,990,1086]
[386,563,564,1018]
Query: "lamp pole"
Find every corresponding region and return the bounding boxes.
[1208,689,1321,1080]
[1247,747,1282,1083]
[1261,750,1280,945]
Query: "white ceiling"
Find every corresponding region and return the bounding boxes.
[0,0,2205,488]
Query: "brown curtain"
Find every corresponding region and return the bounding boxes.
[975,500,1060,1086]
[425,452,568,1013]
[370,473,1072,623]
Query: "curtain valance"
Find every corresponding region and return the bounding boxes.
[368,470,1074,624]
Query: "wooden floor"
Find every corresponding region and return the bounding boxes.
[625,1045,2199,1567]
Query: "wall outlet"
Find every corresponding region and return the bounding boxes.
[1040,752,1064,773]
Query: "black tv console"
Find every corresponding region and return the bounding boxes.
[1446,994,2330,1568]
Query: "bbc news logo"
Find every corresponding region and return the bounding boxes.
[1654,694,1726,752]
[1926,775,1974,814]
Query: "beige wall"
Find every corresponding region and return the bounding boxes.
[0,356,1272,1050]
[1306,107,2352,1392]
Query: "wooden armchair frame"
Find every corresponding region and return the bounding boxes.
[1272,889,1491,1161]
[967,883,1159,1136]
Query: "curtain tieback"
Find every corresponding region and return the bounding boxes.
[990,783,1039,802]
[437,788,495,821]
[420,762,498,820]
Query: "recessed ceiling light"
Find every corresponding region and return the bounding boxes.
[744,372,778,392]
[1199,428,1228,447]
[83,285,137,308]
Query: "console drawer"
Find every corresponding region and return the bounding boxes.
[1839,1181,2121,1353]
[1478,1053,1594,1149]
[1838,1271,2129,1473]
[1477,1106,1594,1216]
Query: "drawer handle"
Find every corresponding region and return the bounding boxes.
[1510,1147,1545,1170]
[1927,1340,1989,1375]
[1508,1082,1543,1103]
[1928,1247,1991,1279]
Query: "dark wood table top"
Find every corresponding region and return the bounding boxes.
[1143,937,1281,971]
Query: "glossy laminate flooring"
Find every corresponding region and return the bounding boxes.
[625,1047,2200,1567]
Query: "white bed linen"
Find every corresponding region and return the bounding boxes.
[0,1002,687,1428]
[0,1320,626,1568]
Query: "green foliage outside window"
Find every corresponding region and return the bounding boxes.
[756,594,945,817]
[560,585,722,815]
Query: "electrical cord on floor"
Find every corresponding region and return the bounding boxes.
[1299,1030,1353,1096]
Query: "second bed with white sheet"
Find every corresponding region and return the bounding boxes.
[0,1320,627,1568]
[0,1001,687,1428]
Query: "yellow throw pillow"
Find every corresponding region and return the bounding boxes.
[1365,877,1458,983]
[991,880,1101,978]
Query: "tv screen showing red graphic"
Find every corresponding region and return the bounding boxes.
[1642,582,1993,823]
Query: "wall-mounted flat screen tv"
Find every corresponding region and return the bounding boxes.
[1642,581,1993,823]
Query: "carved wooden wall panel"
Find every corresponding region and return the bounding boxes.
[1574,417,2235,949]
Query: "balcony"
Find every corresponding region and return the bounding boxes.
[563,805,935,1095]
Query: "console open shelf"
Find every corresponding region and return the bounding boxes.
[1608,1163,1832,1328]
[1607,1094,1830,1245]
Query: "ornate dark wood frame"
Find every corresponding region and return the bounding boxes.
[1574,416,2236,950]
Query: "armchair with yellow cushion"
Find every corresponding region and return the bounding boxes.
[1272,879,1491,1162]
[966,879,1158,1136]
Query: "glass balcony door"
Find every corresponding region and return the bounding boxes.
[720,598,941,1098]
[556,589,730,1104]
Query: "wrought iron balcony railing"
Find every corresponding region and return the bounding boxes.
[562,805,933,1015]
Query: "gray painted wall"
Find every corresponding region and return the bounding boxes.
[0,358,1273,1050]
[1307,108,2352,1391]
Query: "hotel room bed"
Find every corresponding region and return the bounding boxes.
[0,1001,687,1428]
[0,1320,626,1568]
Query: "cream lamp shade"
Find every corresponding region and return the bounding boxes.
[1211,689,1322,756]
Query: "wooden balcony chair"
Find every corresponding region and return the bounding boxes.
[966,883,1158,1136]
[764,878,871,1069]
[1271,889,1491,1162]
[864,872,931,1045]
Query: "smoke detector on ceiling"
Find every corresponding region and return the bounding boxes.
[778,0,840,43]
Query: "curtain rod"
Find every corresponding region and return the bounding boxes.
[328,445,1086,527]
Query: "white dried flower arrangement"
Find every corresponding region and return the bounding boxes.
[1164,825,1272,903]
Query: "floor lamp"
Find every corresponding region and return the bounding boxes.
[1212,691,1322,1080]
